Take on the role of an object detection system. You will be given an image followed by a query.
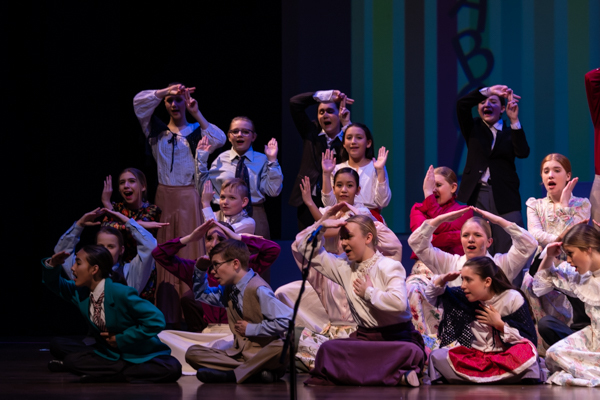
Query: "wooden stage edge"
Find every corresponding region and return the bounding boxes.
[0,341,596,400]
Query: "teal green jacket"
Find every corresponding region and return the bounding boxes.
[42,259,171,364]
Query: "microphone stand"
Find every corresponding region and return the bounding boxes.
[281,232,320,400]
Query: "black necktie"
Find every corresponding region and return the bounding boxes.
[167,131,178,172]
[235,156,253,217]
[229,286,243,318]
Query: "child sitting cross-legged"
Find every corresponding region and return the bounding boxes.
[201,178,255,234]
[185,239,292,383]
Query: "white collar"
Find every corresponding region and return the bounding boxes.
[91,279,106,300]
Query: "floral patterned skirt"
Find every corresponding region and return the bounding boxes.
[407,261,443,336]
[545,326,600,387]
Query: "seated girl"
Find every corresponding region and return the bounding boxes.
[43,245,181,383]
[293,214,425,386]
[533,224,600,387]
[201,177,255,234]
[321,123,391,223]
[55,207,157,302]
[425,257,542,384]
[407,165,473,335]
[101,168,165,262]
[523,153,591,353]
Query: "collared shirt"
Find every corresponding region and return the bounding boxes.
[133,90,227,186]
[192,269,291,337]
[478,88,523,184]
[318,130,344,148]
[89,279,106,326]
[202,207,255,234]
[196,147,283,205]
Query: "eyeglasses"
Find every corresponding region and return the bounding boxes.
[228,129,254,136]
[211,258,235,271]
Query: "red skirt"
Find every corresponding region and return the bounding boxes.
[448,341,537,382]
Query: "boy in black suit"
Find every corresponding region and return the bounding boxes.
[456,85,530,259]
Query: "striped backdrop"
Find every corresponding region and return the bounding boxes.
[351,0,600,233]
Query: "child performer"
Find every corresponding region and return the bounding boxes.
[134,84,226,325]
[43,246,181,383]
[321,123,391,223]
[533,224,600,387]
[152,220,280,333]
[456,85,530,255]
[201,178,255,234]
[55,208,157,302]
[185,239,292,384]
[407,165,473,335]
[288,89,353,230]
[523,153,591,353]
[586,68,600,222]
[294,214,425,387]
[426,257,542,384]
[196,118,283,239]
[101,168,165,262]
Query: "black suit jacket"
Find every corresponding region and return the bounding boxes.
[456,88,530,215]
[288,92,343,207]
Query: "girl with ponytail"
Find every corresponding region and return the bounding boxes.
[425,256,543,384]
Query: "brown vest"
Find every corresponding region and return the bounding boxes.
[224,273,279,359]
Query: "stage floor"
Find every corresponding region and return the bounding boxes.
[1,340,596,400]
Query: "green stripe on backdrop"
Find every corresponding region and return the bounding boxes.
[568,0,592,180]
[555,0,569,157]
[424,0,437,170]
[392,0,406,230]
[363,0,374,129]
[351,0,365,124]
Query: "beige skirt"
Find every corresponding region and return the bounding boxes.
[155,184,205,324]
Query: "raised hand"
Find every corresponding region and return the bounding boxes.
[184,88,199,114]
[505,91,520,123]
[339,97,352,127]
[101,176,113,209]
[423,165,436,198]
[166,84,186,97]
[472,206,511,228]
[488,85,510,98]
[559,177,578,208]
[320,201,349,221]
[475,305,504,330]
[434,270,461,287]
[300,176,314,207]
[181,219,216,245]
[48,251,70,268]
[137,221,170,230]
[101,208,129,224]
[202,180,215,208]
[427,207,471,228]
[330,90,355,105]
[213,220,241,241]
[196,135,212,153]
[76,208,104,228]
[195,255,212,272]
[265,138,278,162]
[373,147,389,170]
[353,274,373,298]
[321,149,336,176]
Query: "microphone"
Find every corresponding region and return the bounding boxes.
[308,225,323,242]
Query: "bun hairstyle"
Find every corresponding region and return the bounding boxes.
[342,214,378,247]
[463,256,533,320]
[540,153,572,176]
[562,224,600,253]
[334,167,360,187]
[119,167,148,201]
[461,216,492,239]
[80,245,126,285]
[340,122,375,161]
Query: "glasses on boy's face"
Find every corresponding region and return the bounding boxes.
[228,129,253,136]
[211,258,235,272]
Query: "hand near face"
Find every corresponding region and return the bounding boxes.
[197,135,212,153]
[184,88,199,114]
[353,274,373,298]
[559,177,578,208]
[166,84,186,97]
[505,98,519,123]
[202,180,215,208]
[265,138,278,162]
[330,90,355,105]
[100,332,118,348]
[48,251,70,268]
[339,97,352,127]
[423,165,436,198]
[101,208,129,224]
[234,320,248,337]
[195,255,212,272]
[182,219,216,244]
[475,305,504,331]
[373,147,389,170]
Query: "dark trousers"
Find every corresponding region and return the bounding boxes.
[538,295,591,347]
[475,183,527,287]
[49,337,181,383]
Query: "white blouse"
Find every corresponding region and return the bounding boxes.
[292,223,410,328]
[133,90,226,186]
[408,220,537,286]
[321,160,392,210]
